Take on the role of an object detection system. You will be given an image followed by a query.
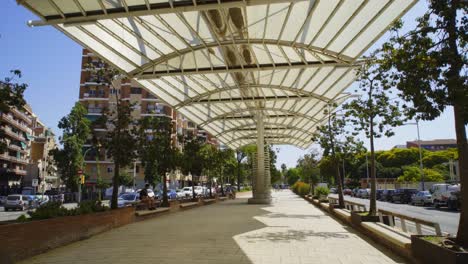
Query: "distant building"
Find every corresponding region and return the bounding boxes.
[0,104,58,195]
[406,139,457,151]
[79,49,218,189]
[392,144,407,149]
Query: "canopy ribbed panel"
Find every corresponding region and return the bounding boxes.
[20,0,416,149]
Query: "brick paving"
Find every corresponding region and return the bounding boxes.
[22,190,406,264]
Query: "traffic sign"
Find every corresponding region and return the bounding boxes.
[77,169,83,175]
[32,179,38,187]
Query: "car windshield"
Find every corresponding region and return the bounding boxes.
[120,194,136,200]
[421,191,430,195]
[7,196,20,201]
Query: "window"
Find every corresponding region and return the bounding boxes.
[107,167,113,173]
[130,87,142,94]
[135,165,140,173]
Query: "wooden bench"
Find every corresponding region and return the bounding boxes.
[333,208,352,222]
[135,200,161,211]
[135,207,170,217]
[202,199,216,205]
[179,202,199,209]
[362,222,412,249]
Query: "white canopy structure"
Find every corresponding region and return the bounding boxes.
[19,0,416,203]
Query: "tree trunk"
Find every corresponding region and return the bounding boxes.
[191,176,196,200]
[111,165,120,209]
[454,104,468,246]
[369,123,377,216]
[237,161,241,192]
[335,158,345,207]
[161,172,169,207]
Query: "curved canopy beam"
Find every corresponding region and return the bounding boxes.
[226,134,310,147]
[131,39,354,76]
[214,121,313,137]
[175,85,332,109]
[199,107,319,126]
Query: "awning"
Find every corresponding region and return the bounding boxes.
[19,0,416,149]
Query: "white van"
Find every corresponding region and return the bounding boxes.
[431,183,459,208]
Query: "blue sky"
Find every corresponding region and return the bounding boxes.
[0,1,459,169]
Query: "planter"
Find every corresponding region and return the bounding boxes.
[0,207,135,264]
[411,235,468,264]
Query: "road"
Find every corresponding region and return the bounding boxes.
[329,194,460,235]
[0,203,78,222]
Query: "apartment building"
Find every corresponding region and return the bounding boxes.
[26,120,59,191]
[79,49,218,189]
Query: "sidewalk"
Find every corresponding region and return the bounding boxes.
[22,190,406,264]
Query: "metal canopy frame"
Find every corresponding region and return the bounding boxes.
[19,0,417,149]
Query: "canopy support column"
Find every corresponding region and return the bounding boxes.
[248,113,271,204]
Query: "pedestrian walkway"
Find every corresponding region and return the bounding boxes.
[22,190,405,264]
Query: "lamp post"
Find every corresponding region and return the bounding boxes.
[79,147,93,203]
[404,120,425,190]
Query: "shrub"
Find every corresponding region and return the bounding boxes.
[27,200,108,221]
[28,202,71,220]
[314,186,330,197]
[291,181,310,196]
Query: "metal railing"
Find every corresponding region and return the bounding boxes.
[328,197,367,211]
[378,209,442,235]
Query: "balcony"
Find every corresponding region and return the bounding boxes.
[0,154,29,165]
[10,108,32,125]
[1,114,32,134]
[80,92,108,101]
[87,107,103,115]
[3,128,26,142]
[7,144,27,153]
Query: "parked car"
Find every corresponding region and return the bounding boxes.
[352,188,359,197]
[4,194,30,211]
[447,190,461,211]
[391,188,418,204]
[176,189,186,199]
[343,189,353,195]
[411,191,433,206]
[431,183,459,208]
[356,189,370,199]
[117,192,139,208]
[166,189,177,200]
[376,189,384,200]
[182,187,193,197]
[380,189,395,202]
[330,188,337,194]
[0,196,7,206]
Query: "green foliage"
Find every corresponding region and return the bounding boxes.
[27,201,108,221]
[423,149,458,168]
[285,168,300,185]
[291,181,310,196]
[16,214,28,222]
[0,70,27,153]
[376,148,421,168]
[52,102,91,191]
[119,172,134,187]
[28,202,71,220]
[297,151,320,186]
[397,166,444,183]
[314,186,330,197]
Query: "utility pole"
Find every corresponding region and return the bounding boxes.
[416,120,425,191]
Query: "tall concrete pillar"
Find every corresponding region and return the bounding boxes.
[248,114,271,204]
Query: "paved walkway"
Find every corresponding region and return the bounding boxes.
[22,190,406,264]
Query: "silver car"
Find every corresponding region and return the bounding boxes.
[411,191,433,206]
[4,195,30,211]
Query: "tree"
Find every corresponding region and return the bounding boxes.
[381,0,467,245]
[180,135,204,199]
[104,97,137,209]
[0,70,27,153]
[344,58,406,216]
[281,163,287,184]
[297,151,320,194]
[397,166,444,183]
[285,168,300,186]
[235,145,256,190]
[51,102,91,191]
[199,144,218,197]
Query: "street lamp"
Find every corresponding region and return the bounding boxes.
[404,120,425,190]
[79,147,93,203]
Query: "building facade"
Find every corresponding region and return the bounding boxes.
[79,49,217,189]
[0,104,58,195]
[406,139,457,151]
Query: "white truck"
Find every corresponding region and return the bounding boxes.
[430,183,460,208]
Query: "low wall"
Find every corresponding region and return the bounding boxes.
[0,207,135,264]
